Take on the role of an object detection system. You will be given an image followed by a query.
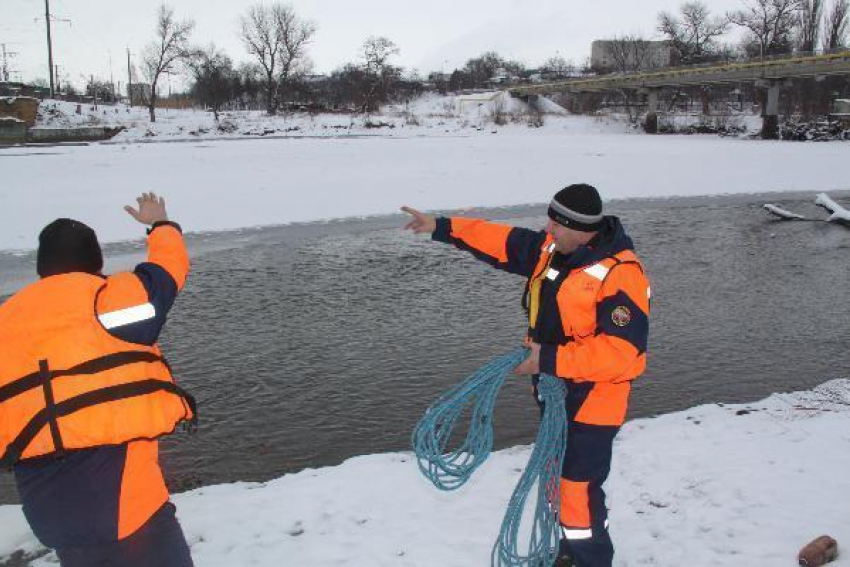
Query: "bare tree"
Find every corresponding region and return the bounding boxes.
[797,0,824,51]
[141,4,194,122]
[274,5,316,111]
[607,35,657,73]
[328,63,370,111]
[542,56,575,79]
[605,35,658,122]
[658,1,730,64]
[459,52,525,88]
[729,0,802,58]
[823,0,850,49]
[360,36,400,113]
[240,5,279,113]
[188,45,237,121]
[240,3,315,115]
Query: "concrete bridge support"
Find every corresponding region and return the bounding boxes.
[570,91,587,114]
[643,88,659,134]
[760,80,782,139]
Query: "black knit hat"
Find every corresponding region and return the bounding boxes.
[547,184,604,232]
[37,218,103,278]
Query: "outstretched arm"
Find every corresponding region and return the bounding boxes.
[401,205,548,278]
[96,193,190,345]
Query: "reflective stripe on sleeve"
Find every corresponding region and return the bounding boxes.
[98,303,156,330]
[583,263,610,281]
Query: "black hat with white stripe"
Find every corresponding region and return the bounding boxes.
[547,184,604,232]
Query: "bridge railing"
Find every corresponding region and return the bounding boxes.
[508,48,850,94]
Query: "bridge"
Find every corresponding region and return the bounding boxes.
[508,50,850,138]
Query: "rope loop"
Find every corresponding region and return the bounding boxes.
[411,349,569,567]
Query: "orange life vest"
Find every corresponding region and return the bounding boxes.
[0,272,196,467]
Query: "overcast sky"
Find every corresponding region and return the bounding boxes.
[1,0,746,89]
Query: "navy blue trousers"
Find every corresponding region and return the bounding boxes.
[55,503,194,567]
[533,376,620,567]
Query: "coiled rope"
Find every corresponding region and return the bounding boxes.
[411,348,568,566]
[492,372,567,567]
[411,349,524,490]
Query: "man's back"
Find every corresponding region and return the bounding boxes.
[0,195,196,566]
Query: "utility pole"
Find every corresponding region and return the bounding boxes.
[108,51,115,102]
[45,0,55,96]
[127,48,133,106]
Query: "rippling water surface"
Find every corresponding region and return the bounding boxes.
[1,191,848,504]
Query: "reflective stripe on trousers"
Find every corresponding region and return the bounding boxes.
[562,520,610,541]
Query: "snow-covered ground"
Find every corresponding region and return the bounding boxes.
[32,92,593,143]
[2,95,849,251]
[3,93,850,565]
[2,379,849,566]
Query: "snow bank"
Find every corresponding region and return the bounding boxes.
[2,379,850,566]
[535,95,569,115]
[2,125,849,251]
[31,93,579,144]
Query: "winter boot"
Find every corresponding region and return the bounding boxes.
[552,538,574,567]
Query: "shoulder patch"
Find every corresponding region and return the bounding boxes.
[611,305,632,327]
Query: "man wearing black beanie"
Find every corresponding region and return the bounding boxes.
[0,193,196,567]
[403,184,651,567]
[37,218,104,278]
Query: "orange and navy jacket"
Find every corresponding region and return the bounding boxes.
[1,221,192,549]
[432,215,650,426]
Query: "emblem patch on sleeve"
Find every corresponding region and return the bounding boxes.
[611,306,632,327]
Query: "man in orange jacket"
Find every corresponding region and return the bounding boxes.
[0,193,196,567]
[402,184,650,567]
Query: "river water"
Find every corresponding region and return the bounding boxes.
[1,190,848,504]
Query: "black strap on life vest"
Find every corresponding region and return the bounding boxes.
[0,351,163,405]
[39,359,65,459]
[0,379,197,468]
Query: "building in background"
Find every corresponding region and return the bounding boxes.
[591,40,673,73]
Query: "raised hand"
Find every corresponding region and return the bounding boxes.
[125,192,169,226]
[401,206,437,234]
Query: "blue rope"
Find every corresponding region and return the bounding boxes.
[492,373,567,567]
[411,348,526,491]
[411,348,569,567]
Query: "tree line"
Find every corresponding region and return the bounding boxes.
[118,1,849,122]
[605,0,849,75]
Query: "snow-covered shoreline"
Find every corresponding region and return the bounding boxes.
[3,117,849,252]
[3,379,849,566]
